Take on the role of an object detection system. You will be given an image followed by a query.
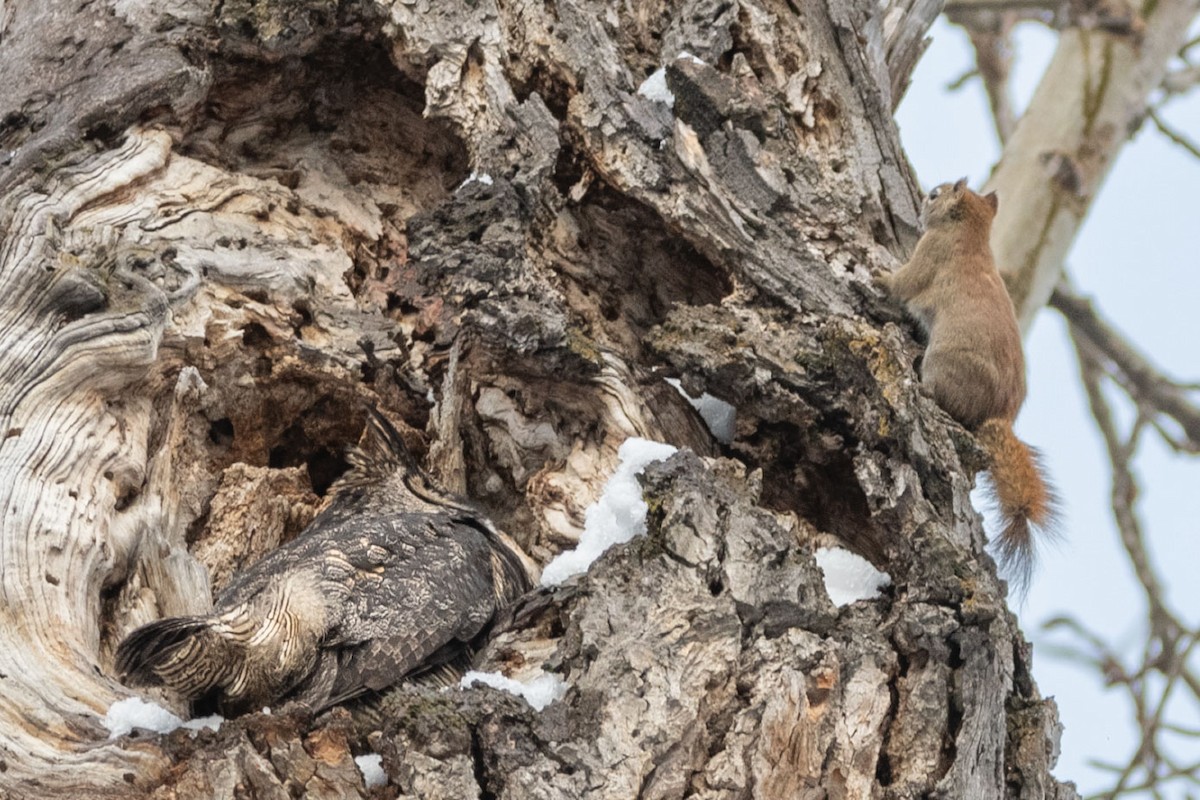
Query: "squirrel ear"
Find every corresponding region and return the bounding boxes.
[984,191,999,212]
[954,177,968,191]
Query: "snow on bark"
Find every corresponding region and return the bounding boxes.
[0,0,1079,797]
[814,545,893,606]
[102,698,223,739]
[540,438,678,586]
[459,670,570,712]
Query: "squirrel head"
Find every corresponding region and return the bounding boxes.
[922,178,998,230]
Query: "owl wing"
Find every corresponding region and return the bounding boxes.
[312,515,499,708]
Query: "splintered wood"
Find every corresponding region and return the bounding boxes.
[0,0,1084,797]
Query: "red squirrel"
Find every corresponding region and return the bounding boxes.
[880,179,1058,587]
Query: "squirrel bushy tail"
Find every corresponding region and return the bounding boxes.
[976,419,1059,590]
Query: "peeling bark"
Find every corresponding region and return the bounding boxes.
[0,0,1075,797]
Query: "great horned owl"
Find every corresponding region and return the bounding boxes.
[115,408,538,716]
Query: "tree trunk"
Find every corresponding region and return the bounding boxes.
[0,0,1076,797]
[982,0,1200,329]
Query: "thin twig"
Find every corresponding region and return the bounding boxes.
[1161,63,1200,96]
[1071,334,1200,799]
[1052,280,1200,451]
[1147,107,1200,159]
[946,66,980,91]
[1072,342,1174,632]
[968,24,1018,142]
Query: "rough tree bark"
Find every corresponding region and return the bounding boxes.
[0,1,1077,798]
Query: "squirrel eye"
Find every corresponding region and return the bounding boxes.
[929,186,941,200]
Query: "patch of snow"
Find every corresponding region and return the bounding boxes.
[637,68,675,108]
[460,670,570,712]
[102,697,184,739]
[665,378,736,444]
[677,51,705,65]
[540,438,678,586]
[458,171,494,189]
[355,753,387,788]
[181,714,223,733]
[103,697,223,739]
[814,547,891,607]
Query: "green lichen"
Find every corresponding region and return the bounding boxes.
[564,326,604,367]
[630,529,668,564]
[216,0,338,49]
[849,330,905,408]
[376,687,469,732]
[817,322,907,428]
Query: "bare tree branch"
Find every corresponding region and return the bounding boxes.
[1052,281,1200,451]
[881,0,947,106]
[1146,106,1200,158]
[1161,62,1200,95]
[968,21,1020,142]
[984,0,1200,330]
[1059,330,1200,798]
[934,3,1200,797]
[1072,343,1169,625]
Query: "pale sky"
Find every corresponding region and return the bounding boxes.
[896,18,1200,796]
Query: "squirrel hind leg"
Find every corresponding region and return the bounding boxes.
[921,354,1001,429]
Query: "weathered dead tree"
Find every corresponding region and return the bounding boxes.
[0,0,1079,797]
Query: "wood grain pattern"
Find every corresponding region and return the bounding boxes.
[0,0,1082,797]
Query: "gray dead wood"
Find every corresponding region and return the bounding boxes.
[0,0,1075,797]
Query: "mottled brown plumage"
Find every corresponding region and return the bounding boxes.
[115,409,538,715]
[880,179,1058,589]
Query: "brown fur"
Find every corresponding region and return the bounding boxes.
[881,179,1058,587]
[976,420,1057,589]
